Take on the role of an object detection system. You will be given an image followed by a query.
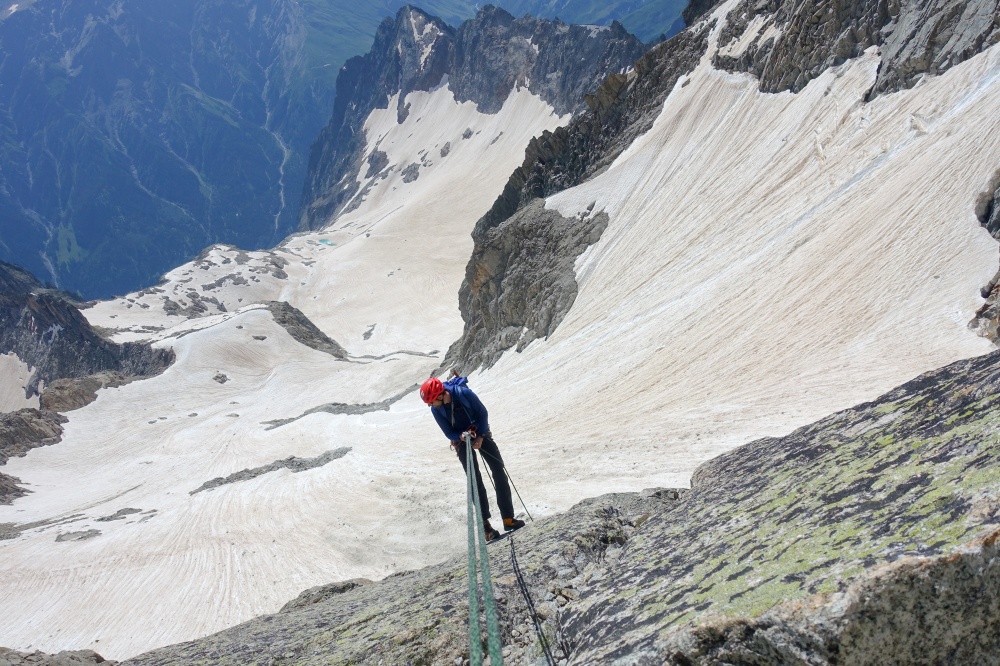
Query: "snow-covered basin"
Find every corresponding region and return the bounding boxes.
[0,86,571,657]
[0,30,998,659]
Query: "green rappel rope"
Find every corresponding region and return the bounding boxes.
[465,433,504,666]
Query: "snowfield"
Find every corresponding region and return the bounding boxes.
[1,15,999,658]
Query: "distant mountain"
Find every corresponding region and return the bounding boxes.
[0,0,679,300]
[300,5,647,228]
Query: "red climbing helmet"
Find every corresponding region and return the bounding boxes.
[420,377,444,404]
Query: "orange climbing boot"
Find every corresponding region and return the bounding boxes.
[503,517,525,532]
[484,520,501,542]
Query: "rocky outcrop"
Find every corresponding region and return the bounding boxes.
[261,384,417,429]
[263,301,347,358]
[0,473,28,505]
[0,408,67,503]
[39,372,134,413]
[0,262,174,397]
[448,200,609,369]
[982,177,1000,238]
[299,5,647,228]
[189,447,352,495]
[451,25,710,370]
[124,348,1000,664]
[713,0,1000,98]
[565,348,1000,662]
[0,648,115,666]
[0,409,68,467]
[279,579,373,612]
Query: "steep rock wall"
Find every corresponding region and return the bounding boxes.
[448,200,609,369]
[972,173,1000,341]
[453,24,710,370]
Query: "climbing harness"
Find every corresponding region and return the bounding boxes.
[464,432,504,666]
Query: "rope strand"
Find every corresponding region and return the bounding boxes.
[465,433,504,666]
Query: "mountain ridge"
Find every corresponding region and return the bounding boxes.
[299,5,647,229]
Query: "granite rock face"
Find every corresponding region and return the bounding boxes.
[124,349,1000,664]
[713,0,1000,97]
[299,5,646,228]
[652,531,1000,665]
[448,199,609,369]
[565,348,1000,663]
[0,262,174,397]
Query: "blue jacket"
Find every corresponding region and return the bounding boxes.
[431,382,490,442]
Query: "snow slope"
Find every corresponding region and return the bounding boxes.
[2,14,999,659]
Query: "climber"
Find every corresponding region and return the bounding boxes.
[420,374,525,542]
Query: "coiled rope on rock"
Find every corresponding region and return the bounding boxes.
[464,432,504,666]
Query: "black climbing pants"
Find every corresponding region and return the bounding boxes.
[456,433,514,521]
